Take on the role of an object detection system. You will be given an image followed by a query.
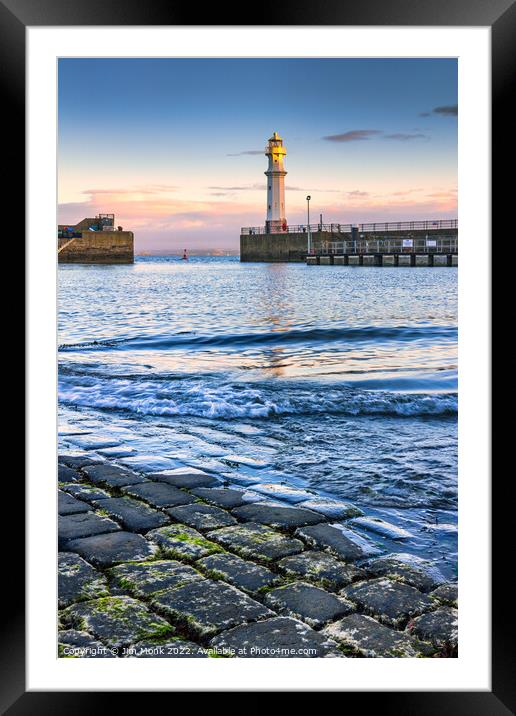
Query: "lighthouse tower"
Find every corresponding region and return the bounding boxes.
[265,131,287,233]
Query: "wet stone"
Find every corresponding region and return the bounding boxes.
[58,552,109,608]
[167,503,237,531]
[349,516,413,540]
[190,487,254,509]
[109,560,204,598]
[58,490,91,515]
[59,454,102,470]
[95,496,169,533]
[61,483,112,503]
[409,607,458,650]
[152,469,219,489]
[341,577,434,628]
[126,639,209,658]
[146,524,223,560]
[366,553,445,593]
[82,463,146,488]
[207,523,304,563]
[430,583,458,607]
[121,481,196,508]
[197,553,279,594]
[58,512,120,548]
[66,530,159,568]
[250,483,317,504]
[150,579,273,639]
[323,613,431,658]
[264,581,355,629]
[210,617,342,658]
[61,596,174,649]
[296,498,364,520]
[58,464,81,484]
[58,630,113,658]
[278,551,366,591]
[295,523,366,562]
[232,503,325,531]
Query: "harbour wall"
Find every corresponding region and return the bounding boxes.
[240,227,458,263]
[58,231,134,264]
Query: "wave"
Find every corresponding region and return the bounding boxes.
[58,373,457,420]
[58,324,457,353]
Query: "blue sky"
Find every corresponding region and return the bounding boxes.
[58,58,457,250]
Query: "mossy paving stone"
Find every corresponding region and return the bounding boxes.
[60,483,112,503]
[58,464,82,484]
[232,503,325,531]
[365,554,445,593]
[150,470,219,489]
[295,524,366,562]
[58,490,91,516]
[58,512,121,548]
[126,639,209,658]
[58,552,109,608]
[149,579,273,639]
[277,551,366,591]
[210,617,343,658]
[189,487,253,509]
[196,553,279,595]
[429,582,458,607]
[408,607,458,650]
[167,503,237,531]
[59,454,102,470]
[109,560,204,598]
[207,523,304,563]
[323,613,434,658]
[264,581,355,629]
[58,630,113,658]
[94,496,169,533]
[121,481,196,508]
[82,463,146,488]
[146,524,223,560]
[341,577,434,628]
[61,596,174,649]
[66,531,159,568]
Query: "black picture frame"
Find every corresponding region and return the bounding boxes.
[7,0,511,709]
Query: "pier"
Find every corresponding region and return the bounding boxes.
[240,219,458,265]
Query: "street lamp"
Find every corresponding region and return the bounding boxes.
[306,195,311,254]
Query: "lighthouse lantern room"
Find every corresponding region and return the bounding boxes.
[265,132,287,233]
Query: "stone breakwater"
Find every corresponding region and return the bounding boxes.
[58,454,458,658]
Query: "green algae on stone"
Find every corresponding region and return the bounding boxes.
[196,553,279,595]
[58,552,109,608]
[277,550,366,591]
[109,560,204,598]
[149,579,273,639]
[341,577,434,628]
[167,503,237,531]
[61,596,174,649]
[146,524,223,560]
[207,522,304,563]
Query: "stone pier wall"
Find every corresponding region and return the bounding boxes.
[58,231,134,264]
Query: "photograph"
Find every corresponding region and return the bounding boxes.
[56,57,459,660]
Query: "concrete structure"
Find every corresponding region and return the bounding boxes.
[265,132,287,234]
[58,214,134,264]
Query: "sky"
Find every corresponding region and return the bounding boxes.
[58,58,457,251]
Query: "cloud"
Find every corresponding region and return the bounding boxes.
[384,133,427,141]
[420,105,458,117]
[323,130,382,142]
[345,190,369,197]
[226,150,263,156]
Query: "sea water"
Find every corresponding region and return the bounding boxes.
[58,257,458,578]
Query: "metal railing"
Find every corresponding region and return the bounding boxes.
[314,236,458,255]
[241,219,457,235]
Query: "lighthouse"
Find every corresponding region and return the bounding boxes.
[265,131,287,233]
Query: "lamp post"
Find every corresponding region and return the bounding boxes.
[306,195,311,254]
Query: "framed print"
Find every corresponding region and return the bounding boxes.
[6,0,512,707]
